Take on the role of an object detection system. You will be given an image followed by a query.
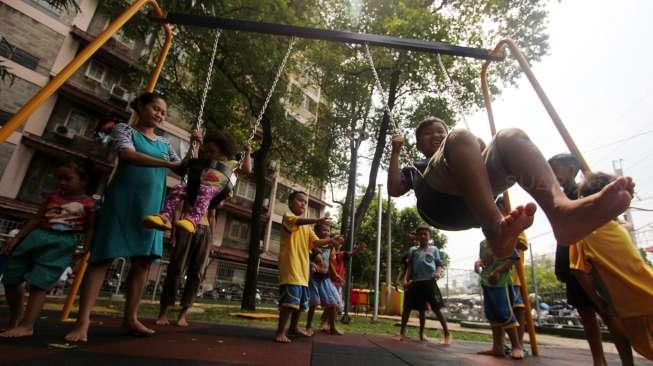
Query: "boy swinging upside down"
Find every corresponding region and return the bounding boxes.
[388,117,634,257]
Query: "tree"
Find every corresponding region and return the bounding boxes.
[524,255,565,304]
[347,0,552,239]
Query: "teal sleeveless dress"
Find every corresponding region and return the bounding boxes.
[90,124,179,263]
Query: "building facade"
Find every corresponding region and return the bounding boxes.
[0,0,327,301]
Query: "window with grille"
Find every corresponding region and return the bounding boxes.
[235,180,256,201]
[85,60,107,83]
[0,38,40,71]
[0,110,12,126]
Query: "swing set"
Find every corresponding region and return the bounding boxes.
[0,0,599,356]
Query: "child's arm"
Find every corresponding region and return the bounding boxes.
[388,134,410,197]
[3,204,46,254]
[434,265,444,280]
[489,257,516,284]
[295,216,329,227]
[344,242,367,257]
[312,235,344,249]
[77,211,96,258]
[236,144,253,176]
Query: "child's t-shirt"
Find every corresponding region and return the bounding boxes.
[570,220,653,318]
[312,246,331,281]
[40,191,95,232]
[329,250,348,286]
[200,159,239,191]
[279,212,319,286]
[479,240,519,288]
[409,245,442,282]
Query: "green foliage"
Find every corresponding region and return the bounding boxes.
[347,200,448,288]
[524,255,565,303]
[639,248,653,268]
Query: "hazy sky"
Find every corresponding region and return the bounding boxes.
[329,0,653,270]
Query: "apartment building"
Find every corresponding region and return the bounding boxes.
[0,0,328,298]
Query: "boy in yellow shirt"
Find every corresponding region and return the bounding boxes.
[571,172,653,362]
[274,191,343,343]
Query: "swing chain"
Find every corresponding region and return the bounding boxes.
[196,29,222,133]
[364,43,397,132]
[436,54,470,130]
[247,37,296,147]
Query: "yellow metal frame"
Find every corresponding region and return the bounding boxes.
[0,0,172,321]
[480,39,593,357]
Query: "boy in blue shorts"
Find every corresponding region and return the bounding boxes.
[274,191,343,343]
[475,239,523,359]
[405,225,451,345]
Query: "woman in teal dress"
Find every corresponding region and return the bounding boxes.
[66,93,195,342]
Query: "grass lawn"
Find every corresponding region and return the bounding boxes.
[87,299,492,343]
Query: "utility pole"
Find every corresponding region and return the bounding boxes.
[529,244,541,321]
[386,195,392,313]
[373,184,382,321]
[613,159,637,245]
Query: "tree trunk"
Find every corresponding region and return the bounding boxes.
[339,138,358,237]
[353,68,400,233]
[241,115,272,311]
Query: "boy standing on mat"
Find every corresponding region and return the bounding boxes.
[274,191,343,343]
[405,224,451,345]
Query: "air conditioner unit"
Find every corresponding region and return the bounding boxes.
[54,124,75,140]
[110,84,130,102]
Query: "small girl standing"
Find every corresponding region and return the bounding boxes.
[1,161,95,338]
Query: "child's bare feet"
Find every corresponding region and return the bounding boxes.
[395,334,409,341]
[477,348,505,357]
[122,319,155,336]
[440,333,452,345]
[275,333,291,343]
[155,315,170,326]
[304,327,315,336]
[320,321,329,332]
[289,327,312,337]
[510,348,524,359]
[64,321,89,343]
[330,328,344,335]
[485,203,536,258]
[419,334,430,342]
[176,317,189,327]
[551,176,634,244]
[0,325,34,338]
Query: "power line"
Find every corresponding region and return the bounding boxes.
[584,128,653,153]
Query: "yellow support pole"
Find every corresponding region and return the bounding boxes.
[0,0,172,144]
[54,1,173,322]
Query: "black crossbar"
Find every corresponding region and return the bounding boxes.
[157,13,503,61]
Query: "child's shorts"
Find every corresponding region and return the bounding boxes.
[422,130,513,198]
[309,276,340,308]
[407,280,445,312]
[483,285,519,329]
[619,315,653,360]
[511,285,525,309]
[2,228,76,290]
[279,284,309,311]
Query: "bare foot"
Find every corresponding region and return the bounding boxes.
[395,334,409,341]
[440,333,452,345]
[275,333,291,343]
[290,327,312,337]
[0,325,34,338]
[155,315,170,326]
[330,328,344,335]
[176,317,189,327]
[419,334,430,342]
[122,319,155,336]
[320,321,329,332]
[477,349,505,357]
[510,348,524,359]
[485,204,536,258]
[304,328,315,337]
[552,176,634,244]
[64,322,89,343]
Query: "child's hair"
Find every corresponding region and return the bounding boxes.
[204,131,237,159]
[288,190,307,203]
[129,92,165,113]
[57,160,91,182]
[415,116,449,140]
[415,224,432,236]
[548,153,581,172]
[578,172,615,197]
[314,222,329,233]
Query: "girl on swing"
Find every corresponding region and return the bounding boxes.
[388,117,634,258]
[143,131,252,234]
